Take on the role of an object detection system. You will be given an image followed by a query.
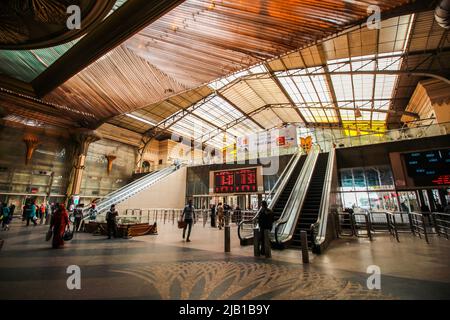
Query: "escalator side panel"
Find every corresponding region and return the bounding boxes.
[272,155,306,221]
[290,153,329,248]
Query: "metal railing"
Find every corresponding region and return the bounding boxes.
[334,212,354,237]
[333,121,450,150]
[273,146,320,245]
[433,212,450,239]
[334,211,372,240]
[409,212,430,244]
[334,210,450,244]
[185,122,450,168]
[98,208,255,229]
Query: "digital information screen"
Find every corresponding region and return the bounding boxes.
[214,168,257,193]
[403,149,450,186]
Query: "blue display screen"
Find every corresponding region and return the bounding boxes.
[403,149,450,186]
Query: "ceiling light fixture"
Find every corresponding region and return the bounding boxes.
[125,113,156,126]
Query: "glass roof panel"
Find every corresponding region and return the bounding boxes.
[191,95,243,127]
[276,68,333,105]
[208,65,268,91]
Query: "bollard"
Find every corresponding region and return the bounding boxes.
[224,225,231,252]
[263,229,271,258]
[253,228,260,256]
[300,230,309,263]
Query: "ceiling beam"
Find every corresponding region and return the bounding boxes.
[143,94,215,137]
[0,75,36,97]
[264,62,308,124]
[165,99,228,134]
[0,87,95,127]
[216,92,265,130]
[276,70,450,85]
[32,0,186,97]
[317,43,343,125]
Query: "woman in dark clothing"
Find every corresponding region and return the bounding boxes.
[51,204,69,249]
[210,204,216,228]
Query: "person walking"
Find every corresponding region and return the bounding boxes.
[39,203,46,224]
[88,203,98,221]
[26,200,38,226]
[2,204,10,230]
[51,203,69,249]
[6,203,15,229]
[257,200,273,258]
[217,202,224,230]
[44,202,51,225]
[73,204,83,232]
[106,204,118,239]
[181,200,196,242]
[210,204,216,228]
[234,205,242,224]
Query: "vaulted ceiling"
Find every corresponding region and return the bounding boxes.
[0,0,445,146]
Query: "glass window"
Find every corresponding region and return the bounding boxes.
[353,168,366,190]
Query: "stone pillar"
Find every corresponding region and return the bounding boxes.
[105,155,117,175]
[66,129,102,198]
[23,133,40,165]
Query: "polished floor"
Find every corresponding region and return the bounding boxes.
[0,218,449,300]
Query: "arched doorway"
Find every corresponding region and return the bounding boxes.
[142,161,151,173]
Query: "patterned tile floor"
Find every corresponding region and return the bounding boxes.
[0,219,449,300]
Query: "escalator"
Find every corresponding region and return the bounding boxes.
[272,156,306,221]
[82,164,183,218]
[290,152,328,248]
[237,153,305,245]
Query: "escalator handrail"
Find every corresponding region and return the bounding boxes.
[81,168,163,214]
[87,165,168,204]
[82,165,181,219]
[237,152,300,241]
[266,152,301,210]
[310,147,336,248]
[272,146,320,245]
[95,166,174,210]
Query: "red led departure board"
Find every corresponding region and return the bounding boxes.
[214,168,258,193]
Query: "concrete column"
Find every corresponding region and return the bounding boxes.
[67,129,102,198]
[300,230,309,263]
[224,210,230,252]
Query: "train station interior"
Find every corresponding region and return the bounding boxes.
[0,0,449,300]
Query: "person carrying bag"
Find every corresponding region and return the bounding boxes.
[181,200,196,242]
